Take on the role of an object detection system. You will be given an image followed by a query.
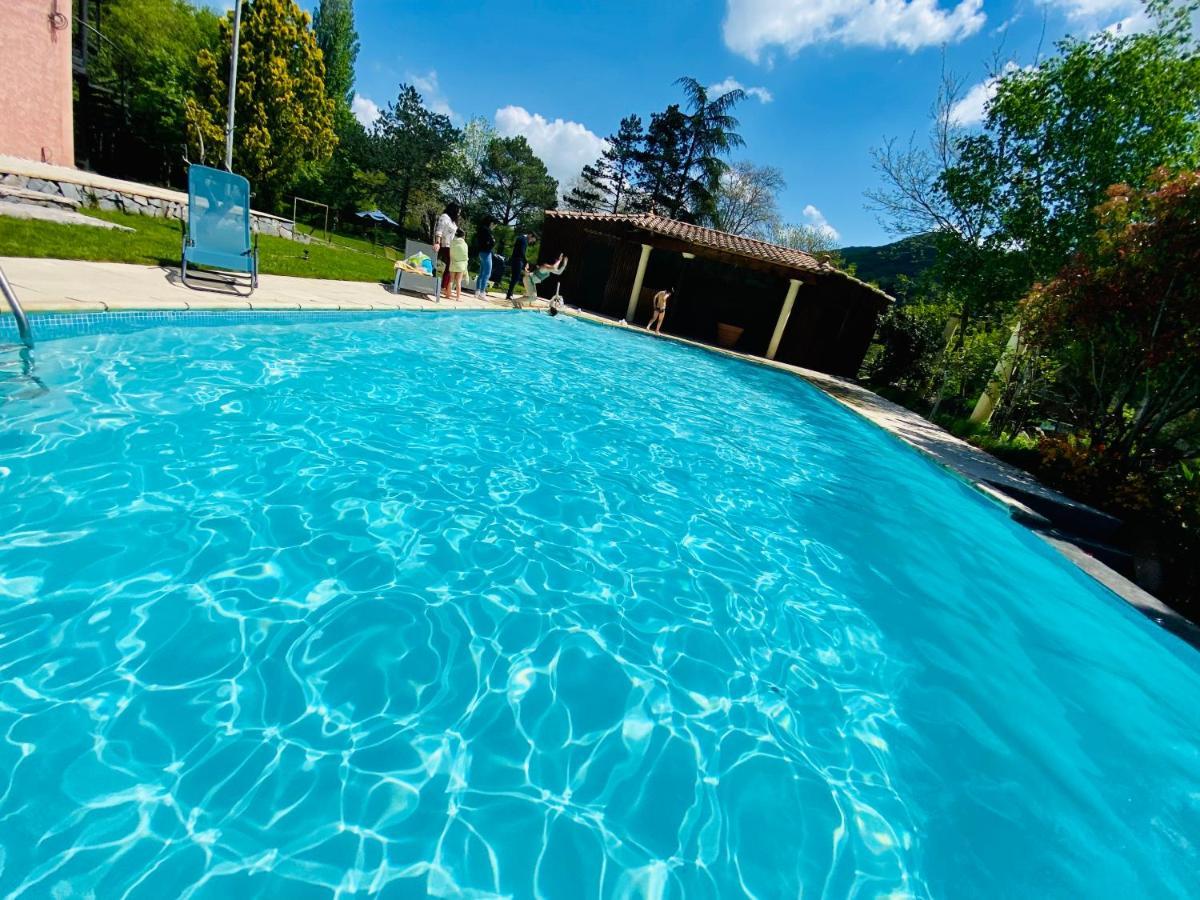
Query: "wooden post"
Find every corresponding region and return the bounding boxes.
[625,243,652,323]
[766,279,802,360]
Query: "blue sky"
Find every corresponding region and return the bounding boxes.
[298,0,1152,247]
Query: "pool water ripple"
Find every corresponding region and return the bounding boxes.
[0,313,1198,897]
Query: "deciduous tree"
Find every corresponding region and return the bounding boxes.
[711,161,784,238]
[85,0,219,184]
[773,222,840,258]
[443,117,498,218]
[867,7,1200,408]
[951,2,1200,280]
[1020,168,1200,464]
[871,3,1200,318]
[186,0,336,209]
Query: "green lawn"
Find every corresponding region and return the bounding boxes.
[322,230,402,258]
[0,208,396,283]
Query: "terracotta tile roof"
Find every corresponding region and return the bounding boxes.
[544,210,891,301]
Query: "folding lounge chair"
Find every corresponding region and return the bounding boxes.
[181,165,259,290]
[393,238,440,300]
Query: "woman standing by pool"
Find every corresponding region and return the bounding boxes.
[431,202,459,298]
[473,217,496,299]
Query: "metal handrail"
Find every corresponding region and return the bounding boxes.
[0,266,34,348]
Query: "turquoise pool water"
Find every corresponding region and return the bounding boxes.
[1,312,1198,897]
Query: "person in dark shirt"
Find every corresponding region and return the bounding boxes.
[506,232,533,301]
[473,217,496,299]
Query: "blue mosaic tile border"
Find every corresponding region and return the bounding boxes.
[1,308,498,343]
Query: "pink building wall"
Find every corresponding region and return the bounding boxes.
[0,0,74,166]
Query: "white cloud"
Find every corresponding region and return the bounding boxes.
[1105,10,1153,32]
[723,0,986,61]
[351,93,380,129]
[1041,0,1152,33]
[949,62,1030,127]
[949,77,996,126]
[803,205,840,242]
[408,70,457,121]
[494,106,609,189]
[1045,0,1134,18]
[992,12,1023,34]
[708,76,774,103]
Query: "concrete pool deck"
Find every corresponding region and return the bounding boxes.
[2,256,1195,646]
[0,256,514,312]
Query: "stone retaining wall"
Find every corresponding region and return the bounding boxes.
[0,169,302,239]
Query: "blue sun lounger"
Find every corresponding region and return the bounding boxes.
[181,165,258,290]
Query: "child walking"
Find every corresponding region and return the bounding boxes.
[448,228,469,300]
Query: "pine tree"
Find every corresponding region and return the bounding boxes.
[564,161,607,211]
[633,105,689,215]
[481,136,559,229]
[564,114,644,213]
[377,84,459,231]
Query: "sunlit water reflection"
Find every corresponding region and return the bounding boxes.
[1,312,1197,897]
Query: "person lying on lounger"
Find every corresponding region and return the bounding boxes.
[515,255,568,308]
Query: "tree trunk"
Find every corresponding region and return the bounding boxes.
[673,113,701,217]
[397,179,412,237]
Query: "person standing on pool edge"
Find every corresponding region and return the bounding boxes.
[448,227,470,300]
[646,287,673,333]
[505,231,533,302]
[473,216,496,299]
[432,202,460,298]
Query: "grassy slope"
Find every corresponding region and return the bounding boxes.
[0,208,397,283]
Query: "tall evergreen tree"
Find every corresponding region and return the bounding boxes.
[377,84,459,231]
[669,76,746,221]
[633,104,689,215]
[313,0,359,110]
[564,114,644,213]
[480,136,559,229]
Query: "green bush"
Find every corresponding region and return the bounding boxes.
[860,301,944,390]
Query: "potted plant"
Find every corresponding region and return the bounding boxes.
[715,321,744,348]
[714,298,745,348]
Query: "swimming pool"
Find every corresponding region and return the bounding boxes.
[1,311,1197,897]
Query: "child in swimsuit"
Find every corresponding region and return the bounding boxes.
[516,254,568,308]
[647,288,672,333]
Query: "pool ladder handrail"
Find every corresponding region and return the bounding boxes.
[0,265,33,348]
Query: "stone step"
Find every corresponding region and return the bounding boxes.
[981,479,1123,543]
[0,185,81,210]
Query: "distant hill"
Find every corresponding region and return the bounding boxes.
[838,234,939,297]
